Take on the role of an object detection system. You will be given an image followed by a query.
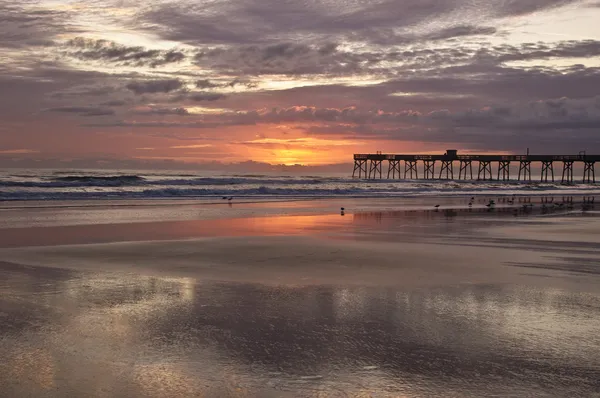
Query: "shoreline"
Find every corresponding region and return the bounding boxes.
[1,190,598,207]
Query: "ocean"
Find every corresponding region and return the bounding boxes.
[1,168,599,201]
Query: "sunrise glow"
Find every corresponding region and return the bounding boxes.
[1,1,599,170]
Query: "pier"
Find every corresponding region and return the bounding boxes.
[353,150,598,183]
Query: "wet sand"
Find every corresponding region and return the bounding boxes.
[1,197,599,397]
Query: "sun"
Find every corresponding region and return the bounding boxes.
[272,149,314,165]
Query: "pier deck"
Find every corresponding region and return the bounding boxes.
[353,150,598,183]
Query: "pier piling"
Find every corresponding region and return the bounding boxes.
[424,160,435,180]
[583,161,596,183]
[498,161,510,181]
[459,160,473,180]
[478,161,493,180]
[561,161,574,184]
[405,160,418,179]
[541,161,554,182]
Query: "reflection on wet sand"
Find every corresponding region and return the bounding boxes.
[1,197,600,397]
[1,264,599,397]
[1,195,595,249]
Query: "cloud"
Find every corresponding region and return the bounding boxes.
[140,0,579,47]
[196,78,257,89]
[133,107,190,116]
[169,144,213,149]
[193,42,384,76]
[126,79,183,94]
[101,100,127,107]
[425,25,497,41]
[0,149,39,154]
[188,92,226,101]
[195,79,222,89]
[476,40,600,64]
[240,137,359,147]
[46,106,115,116]
[64,37,186,67]
[0,3,69,49]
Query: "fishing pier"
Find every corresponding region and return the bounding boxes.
[352,150,598,183]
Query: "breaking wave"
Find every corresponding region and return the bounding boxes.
[0,176,332,188]
[1,170,599,201]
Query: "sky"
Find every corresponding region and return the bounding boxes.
[1,0,600,169]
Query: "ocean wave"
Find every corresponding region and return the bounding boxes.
[54,175,145,183]
[1,183,599,201]
[0,176,330,188]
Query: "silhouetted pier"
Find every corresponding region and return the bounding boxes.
[353,150,598,183]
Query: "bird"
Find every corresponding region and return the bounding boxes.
[468,202,472,206]
[341,207,345,211]
[222,196,227,200]
[228,197,233,201]
[434,204,440,208]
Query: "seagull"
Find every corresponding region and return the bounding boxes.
[341,207,345,211]
[468,202,472,206]
[434,204,440,208]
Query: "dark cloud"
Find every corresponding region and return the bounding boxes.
[196,78,258,89]
[195,79,221,89]
[133,107,190,116]
[101,100,127,107]
[46,106,115,117]
[0,3,69,49]
[64,38,186,67]
[425,25,497,41]
[188,92,226,101]
[140,0,579,46]
[476,40,600,64]
[126,79,183,94]
[491,0,578,17]
[193,42,383,76]
[188,38,600,78]
[50,85,119,98]
[86,95,600,154]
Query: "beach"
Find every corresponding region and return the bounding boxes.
[1,196,599,397]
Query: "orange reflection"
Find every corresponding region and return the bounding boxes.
[1,214,353,248]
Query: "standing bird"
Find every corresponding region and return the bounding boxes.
[434,204,440,209]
